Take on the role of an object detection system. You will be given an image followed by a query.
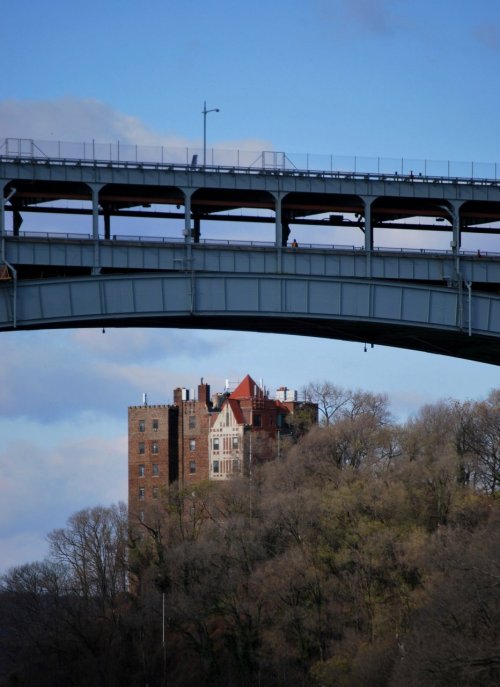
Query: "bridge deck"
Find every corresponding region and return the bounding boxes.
[1,152,500,366]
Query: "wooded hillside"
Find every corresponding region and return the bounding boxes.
[1,387,499,687]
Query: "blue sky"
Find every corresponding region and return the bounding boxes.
[1,0,499,571]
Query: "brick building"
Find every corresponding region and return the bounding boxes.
[128,379,215,524]
[128,375,317,522]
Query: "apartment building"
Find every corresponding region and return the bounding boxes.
[128,375,317,520]
[128,379,214,524]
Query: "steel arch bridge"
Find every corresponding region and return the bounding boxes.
[1,143,500,365]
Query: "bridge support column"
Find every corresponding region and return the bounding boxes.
[449,200,463,255]
[362,197,374,277]
[0,183,18,327]
[272,192,286,273]
[448,200,464,285]
[192,212,201,243]
[0,183,6,239]
[104,212,111,240]
[181,189,196,312]
[273,193,282,246]
[89,184,103,275]
[0,182,15,239]
[449,200,465,329]
[182,189,194,244]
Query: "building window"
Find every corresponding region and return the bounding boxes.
[152,419,159,432]
[213,437,220,451]
[152,486,159,499]
[139,442,145,454]
[190,439,196,452]
[139,420,145,432]
[139,510,145,522]
[138,487,145,500]
[190,460,196,474]
[233,459,240,473]
[213,460,220,474]
[253,414,261,427]
[152,442,159,454]
[232,436,239,449]
[189,415,196,429]
[138,464,145,477]
[152,463,159,476]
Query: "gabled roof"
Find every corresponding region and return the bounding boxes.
[230,374,263,400]
[226,398,246,424]
[214,397,246,426]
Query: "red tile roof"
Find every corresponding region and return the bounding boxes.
[226,398,246,424]
[230,374,263,400]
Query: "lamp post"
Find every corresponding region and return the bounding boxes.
[202,100,219,167]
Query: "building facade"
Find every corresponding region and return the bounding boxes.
[128,380,215,524]
[208,375,291,480]
[128,402,178,524]
[128,375,317,522]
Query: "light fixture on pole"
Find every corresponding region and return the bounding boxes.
[202,100,220,167]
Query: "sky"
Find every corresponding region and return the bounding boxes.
[1,0,500,572]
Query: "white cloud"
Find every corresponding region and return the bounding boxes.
[0,97,273,158]
[0,97,181,146]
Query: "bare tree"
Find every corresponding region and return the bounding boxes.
[301,382,353,425]
[453,391,500,495]
[47,502,128,608]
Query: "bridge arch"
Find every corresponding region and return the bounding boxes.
[1,270,499,366]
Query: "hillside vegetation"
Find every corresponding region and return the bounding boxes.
[1,387,499,687]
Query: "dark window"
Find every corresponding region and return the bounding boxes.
[253,414,261,427]
[213,437,220,450]
[139,420,145,432]
[152,463,159,476]
[213,460,220,474]
[189,460,196,474]
[138,464,145,477]
[152,419,159,432]
[189,415,196,429]
[139,442,145,454]
[232,436,239,449]
[138,487,145,500]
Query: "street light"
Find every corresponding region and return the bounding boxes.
[202,100,219,167]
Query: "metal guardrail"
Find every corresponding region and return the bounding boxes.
[2,137,500,184]
[5,230,500,257]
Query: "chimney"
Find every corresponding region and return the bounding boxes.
[198,378,211,406]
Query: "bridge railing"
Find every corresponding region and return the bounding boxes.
[5,229,500,257]
[2,137,500,182]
